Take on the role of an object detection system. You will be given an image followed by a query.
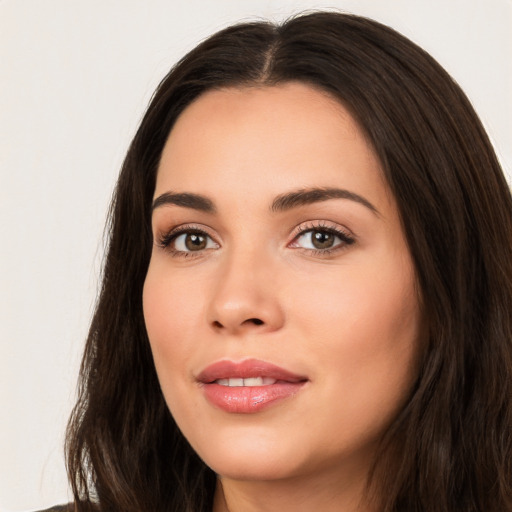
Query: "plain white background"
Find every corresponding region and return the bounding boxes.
[1,1,511,510]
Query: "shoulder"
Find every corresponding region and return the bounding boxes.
[33,504,101,512]
[33,503,100,512]
[34,506,74,512]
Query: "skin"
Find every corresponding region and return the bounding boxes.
[143,83,421,512]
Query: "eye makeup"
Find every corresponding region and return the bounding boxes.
[288,220,355,257]
[155,219,355,260]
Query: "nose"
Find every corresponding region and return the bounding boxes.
[207,249,285,336]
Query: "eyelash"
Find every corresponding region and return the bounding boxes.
[290,221,355,256]
[157,221,355,258]
[157,224,216,258]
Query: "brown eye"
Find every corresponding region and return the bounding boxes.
[311,230,335,249]
[171,231,218,253]
[184,233,207,251]
[291,226,354,253]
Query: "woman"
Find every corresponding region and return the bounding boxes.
[58,11,511,512]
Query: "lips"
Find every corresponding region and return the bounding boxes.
[197,359,308,413]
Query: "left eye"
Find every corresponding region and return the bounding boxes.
[293,229,346,250]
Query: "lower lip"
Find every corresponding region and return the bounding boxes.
[201,382,306,413]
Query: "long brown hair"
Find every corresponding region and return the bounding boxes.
[66,11,512,512]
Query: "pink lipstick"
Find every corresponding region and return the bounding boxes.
[197,359,308,413]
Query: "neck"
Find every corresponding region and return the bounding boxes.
[212,464,376,512]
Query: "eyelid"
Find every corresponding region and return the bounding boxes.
[156,223,220,253]
[154,220,354,257]
[288,220,355,252]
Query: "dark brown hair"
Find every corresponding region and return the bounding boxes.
[66,11,512,512]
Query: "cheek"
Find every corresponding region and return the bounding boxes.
[143,265,227,453]
[293,257,419,346]
[142,265,202,380]
[142,268,208,436]
[290,254,420,418]
[143,256,208,329]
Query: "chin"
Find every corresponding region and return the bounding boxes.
[190,430,305,481]
[208,455,299,482]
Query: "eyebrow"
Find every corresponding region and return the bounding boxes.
[151,187,379,216]
[152,192,216,213]
[271,187,379,215]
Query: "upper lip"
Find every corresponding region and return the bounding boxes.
[197,358,308,383]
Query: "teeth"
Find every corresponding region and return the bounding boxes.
[244,377,263,386]
[215,377,277,387]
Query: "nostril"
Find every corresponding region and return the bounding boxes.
[246,318,264,326]
[211,317,265,330]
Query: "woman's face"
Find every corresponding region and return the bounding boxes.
[143,83,421,483]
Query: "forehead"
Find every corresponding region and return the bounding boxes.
[155,82,388,209]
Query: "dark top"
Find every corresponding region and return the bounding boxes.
[35,506,73,512]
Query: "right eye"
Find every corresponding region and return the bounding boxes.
[159,226,219,256]
[173,231,217,252]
